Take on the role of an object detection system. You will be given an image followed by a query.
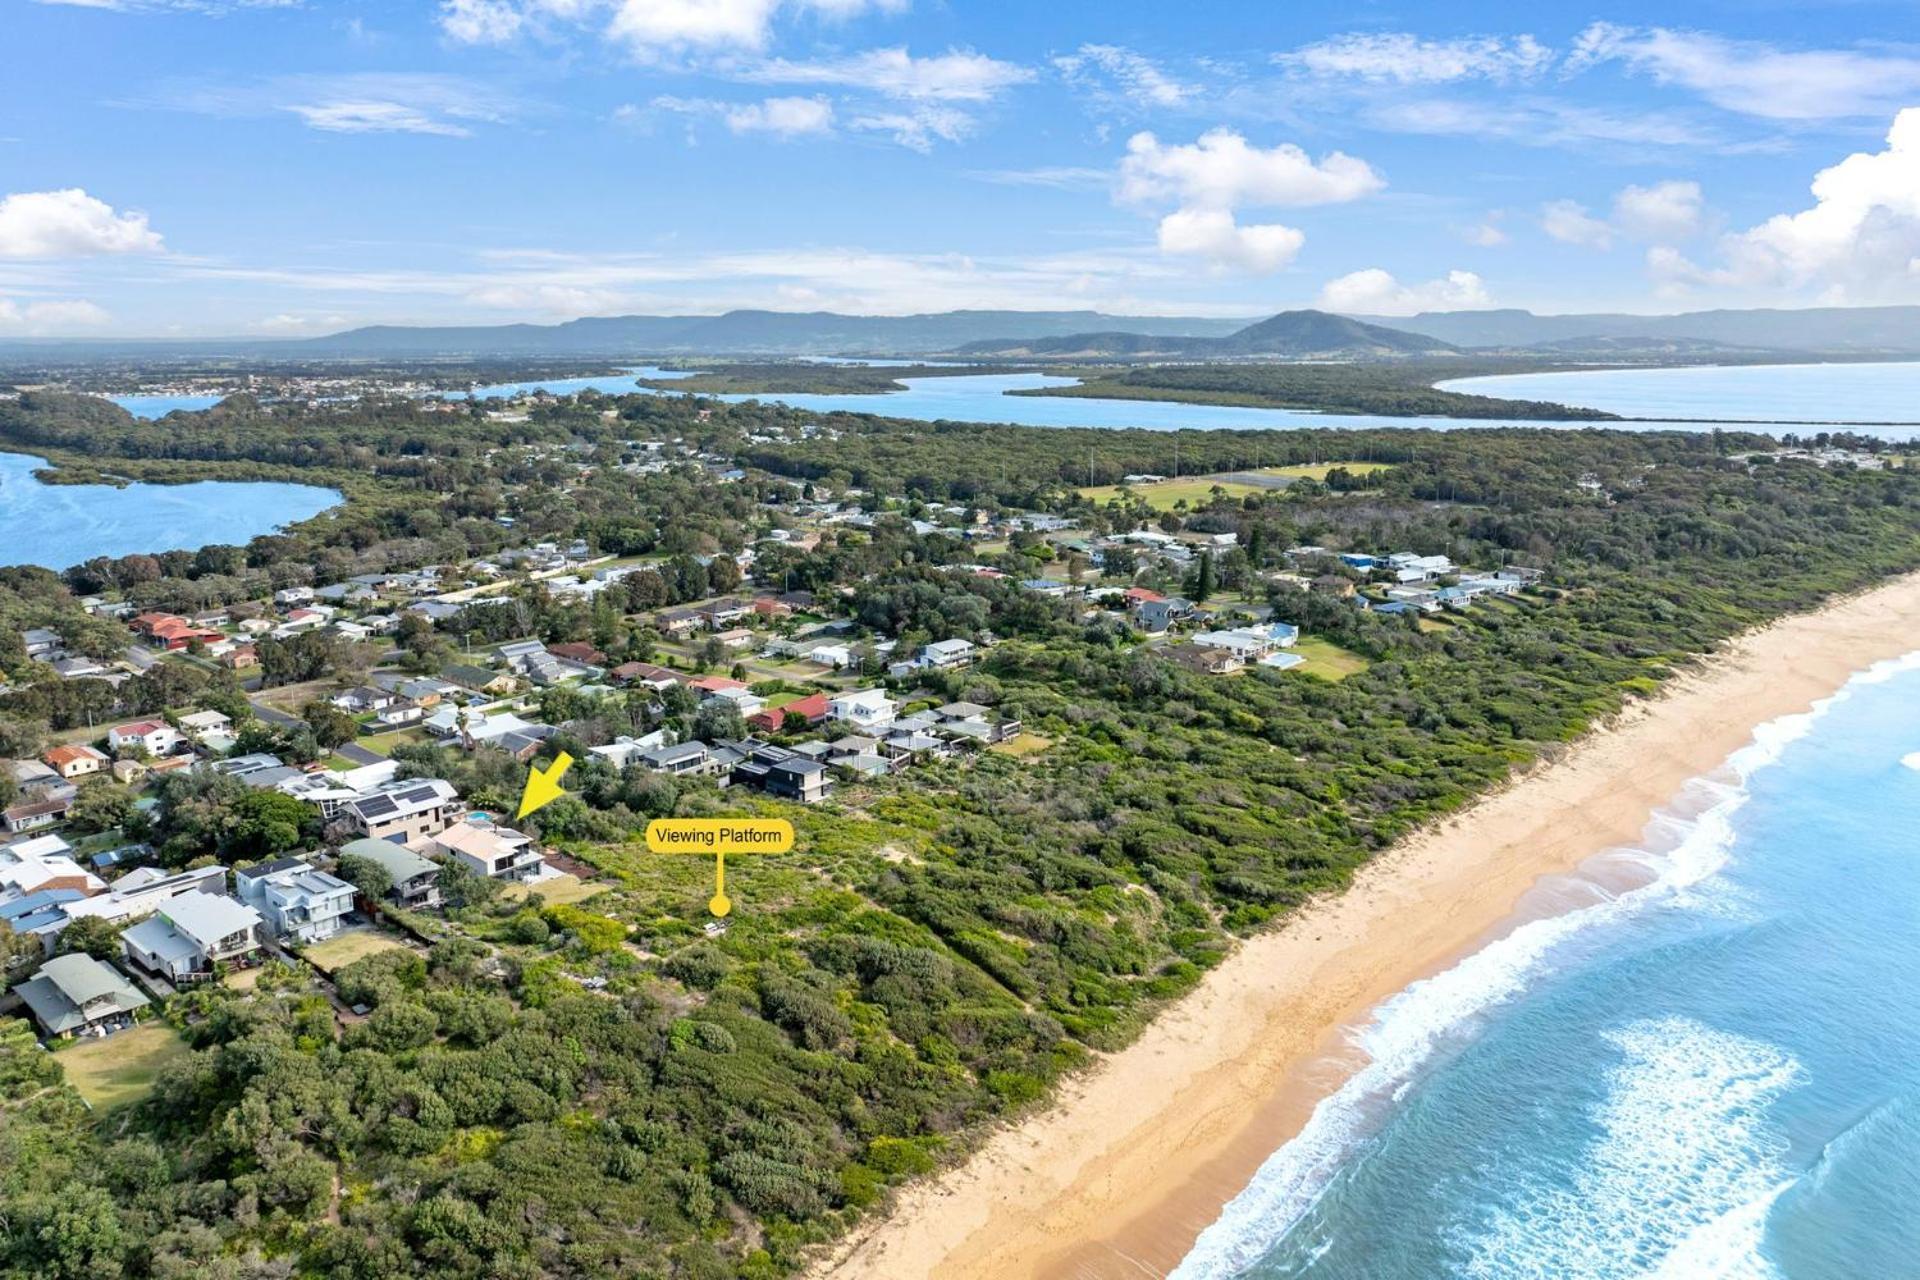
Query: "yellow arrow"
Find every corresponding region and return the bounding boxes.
[516,751,574,819]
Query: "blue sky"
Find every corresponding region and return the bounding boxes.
[5,0,1920,336]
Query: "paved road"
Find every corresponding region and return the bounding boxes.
[249,699,303,728]
[122,644,158,672]
[333,743,385,766]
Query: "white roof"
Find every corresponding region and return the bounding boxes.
[831,688,895,711]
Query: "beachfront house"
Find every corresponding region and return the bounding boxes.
[121,891,264,981]
[233,857,356,943]
[14,953,149,1039]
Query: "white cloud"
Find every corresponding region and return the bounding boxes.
[1315,267,1490,315]
[1662,108,1920,300]
[437,0,913,56]
[1156,208,1303,273]
[1464,215,1508,247]
[741,47,1034,102]
[0,296,111,335]
[1054,44,1195,108]
[847,105,971,151]
[1540,199,1615,250]
[156,73,519,138]
[438,0,524,44]
[1278,32,1553,85]
[1541,181,1706,252]
[1613,180,1702,241]
[651,94,834,138]
[724,95,833,136]
[964,166,1108,189]
[1119,128,1383,210]
[0,189,164,259]
[1569,23,1920,121]
[1367,96,1726,150]
[287,101,474,136]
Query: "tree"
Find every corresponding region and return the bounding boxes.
[335,853,393,904]
[300,700,359,750]
[56,915,122,961]
[68,783,136,834]
[226,790,314,859]
[693,699,745,743]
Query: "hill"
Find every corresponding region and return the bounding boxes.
[288,309,1252,357]
[955,310,1457,359]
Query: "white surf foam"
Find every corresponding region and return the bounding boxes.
[1462,1016,1800,1280]
[1168,650,1920,1280]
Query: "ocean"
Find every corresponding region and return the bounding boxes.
[1171,653,1920,1280]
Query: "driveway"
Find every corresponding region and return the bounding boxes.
[333,742,384,766]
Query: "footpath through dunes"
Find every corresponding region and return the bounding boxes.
[806,570,1920,1280]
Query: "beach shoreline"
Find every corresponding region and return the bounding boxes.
[808,570,1920,1280]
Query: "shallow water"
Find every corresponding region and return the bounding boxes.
[1439,361,1920,426]
[1174,655,1920,1279]
[0,451,340,570]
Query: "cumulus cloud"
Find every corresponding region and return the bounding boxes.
[0,189,163,259]
[1054,44,1196,108]
[1569,23,1920,121]
[1541,182,1704,251]
[0,296,111,335]
[1540,199,1615,249]
[1119,128,1383,210]
[1315,268,1490,315]
[1156,208,1303,273]
[1613,180,1703,241]
[1658,108,1920,299]
[1278,32,1553,85]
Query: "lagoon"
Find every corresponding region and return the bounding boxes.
[1438,360,1920,427]
[0,452,341,571]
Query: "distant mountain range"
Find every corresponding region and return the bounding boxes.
[6,303,1920,362]
[288,309,1250,357]
[954,310,1455,358]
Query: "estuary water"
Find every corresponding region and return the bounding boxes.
[1172,654,1920,1280]
[0,451,340,570]
[1438,360,1920,426]
[115,359,1920,438]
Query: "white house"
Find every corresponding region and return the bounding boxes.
[107,720,184,758]
[233,857,356,943]
[176,709,233,741]
[808,643,856,669]
[921,638,977,669]
[828,688,898,733]
[121,891,263,981]
[415,820,547,883]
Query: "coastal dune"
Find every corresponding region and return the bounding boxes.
[811,570,1920,1280]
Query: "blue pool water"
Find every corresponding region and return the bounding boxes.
[1173,654,1920,1280]
[0,451,340,570]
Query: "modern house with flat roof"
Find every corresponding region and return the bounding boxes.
[413,820,546,883]
[344,778,461,844]
[234,857,356,943]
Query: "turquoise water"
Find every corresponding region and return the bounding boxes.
[0,451,340,570]
[1174,654,1920,1280]
[1439,361,1920,426]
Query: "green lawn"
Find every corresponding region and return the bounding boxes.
[1258,461,1393,481]
[503,873,607,906]
[1078,478,1267,510]
[56,1022,190,1111]
[355,728,428,757]
[303,929,412,975]
[1291,636,1371,681]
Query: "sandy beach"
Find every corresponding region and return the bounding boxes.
[810,570,1920,1280]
